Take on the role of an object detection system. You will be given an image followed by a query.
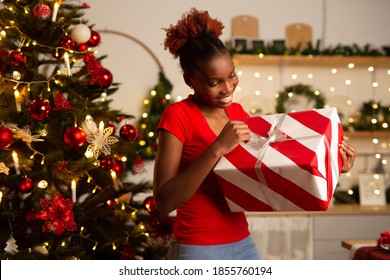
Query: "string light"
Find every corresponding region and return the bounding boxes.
[38,180,48,189]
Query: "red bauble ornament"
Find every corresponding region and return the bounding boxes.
[63,127,86,148]
[0,126,14,149]
[113,160,126,174]
[60,36,75,50]
[97,68,113,88]
[18,178,34,193]
[120,124,137,142]
[28,99,51,121]
[87,30,101,47]
[33,3,51,20]
[143,196,156,212]
[100,155,115,171]
[74,43,89,52]
[7,50,26,67]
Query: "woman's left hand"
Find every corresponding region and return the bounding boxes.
[339,136,356,173]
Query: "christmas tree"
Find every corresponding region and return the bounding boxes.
[0,0,173,260]
[136,72,173,159]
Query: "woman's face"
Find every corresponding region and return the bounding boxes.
[187,52,239,109]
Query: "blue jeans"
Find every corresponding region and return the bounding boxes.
[166,236,261,260]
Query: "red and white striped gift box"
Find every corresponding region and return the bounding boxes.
[214,107,344,212]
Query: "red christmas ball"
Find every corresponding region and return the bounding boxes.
[63,127,86,148]
[33,3,51,20]
[7,50,26,67]
[60,35,75,50]
[0,126,14,149]
[97,68,113,88]
[100,155,115,171]
[74,43,89,52]
[18,178,34,193]
[87,30,101,47]
[143,196,156,212]
[28,99,51,121]
[113,160,126,174]
[120,124,137,142]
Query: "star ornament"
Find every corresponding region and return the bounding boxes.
[85,123,118,159]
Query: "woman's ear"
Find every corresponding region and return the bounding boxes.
[183,73,193,88]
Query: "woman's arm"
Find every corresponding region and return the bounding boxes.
[153,120,250,215]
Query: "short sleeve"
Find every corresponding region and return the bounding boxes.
[157,102,189,144]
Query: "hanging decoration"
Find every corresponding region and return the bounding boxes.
[63,127,86,148]
[28,99,52,121]
[0,126,14,149]
[275,83,325,113]
[18,177,34,193]
[4,235,19,255]
[7,50,26,66]
[38,194,77,236]
[33,3,51,20]
[85,122,118,158]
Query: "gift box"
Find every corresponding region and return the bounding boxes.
[214,107,344,212]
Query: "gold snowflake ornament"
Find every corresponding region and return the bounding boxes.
[85,122,118,159]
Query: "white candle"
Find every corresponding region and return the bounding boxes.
[111,171,119,191]
[52,2,59,22]
[0,191,2,203]
[71,180,77,202]
[14,89,21,112]
[64,52,71,76]
[12,151,20,175]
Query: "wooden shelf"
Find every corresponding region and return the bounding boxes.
[233,54,390,68]
[345,130,390,139]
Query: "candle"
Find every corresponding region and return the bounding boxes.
[71,180,77,202]
[0,191,2,203]
[12,151,20,175]
[64,52,71,76]
[14,89,21,112]
[52,2,59,22]
[111,170,119,191]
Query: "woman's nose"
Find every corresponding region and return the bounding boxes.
[222,81,234,94]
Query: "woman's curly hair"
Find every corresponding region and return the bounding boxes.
[163,8,228,74]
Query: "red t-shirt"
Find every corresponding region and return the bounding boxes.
[157,94,250,245]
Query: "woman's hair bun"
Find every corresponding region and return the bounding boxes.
[163,8,224,58]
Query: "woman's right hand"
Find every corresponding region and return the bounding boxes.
[212,120,251,157]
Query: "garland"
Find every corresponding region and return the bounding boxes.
[228,40,387,57]
[275,83,325,113]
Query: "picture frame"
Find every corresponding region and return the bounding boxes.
[231,37,249,52]
[358,174,386,206]
[251,39,264,52]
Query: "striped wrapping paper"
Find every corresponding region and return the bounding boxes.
[214,107,344,212]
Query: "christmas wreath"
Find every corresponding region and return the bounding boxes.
[275,83,325,113]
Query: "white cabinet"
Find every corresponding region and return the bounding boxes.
[246,205,390,260]
[313,214,390,259]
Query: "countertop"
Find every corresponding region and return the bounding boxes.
[245,204,390,216]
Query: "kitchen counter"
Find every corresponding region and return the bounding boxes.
[245,204,390,216]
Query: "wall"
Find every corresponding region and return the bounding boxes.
[86,0,390,188]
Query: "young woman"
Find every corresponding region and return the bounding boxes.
[153,8,356,260]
